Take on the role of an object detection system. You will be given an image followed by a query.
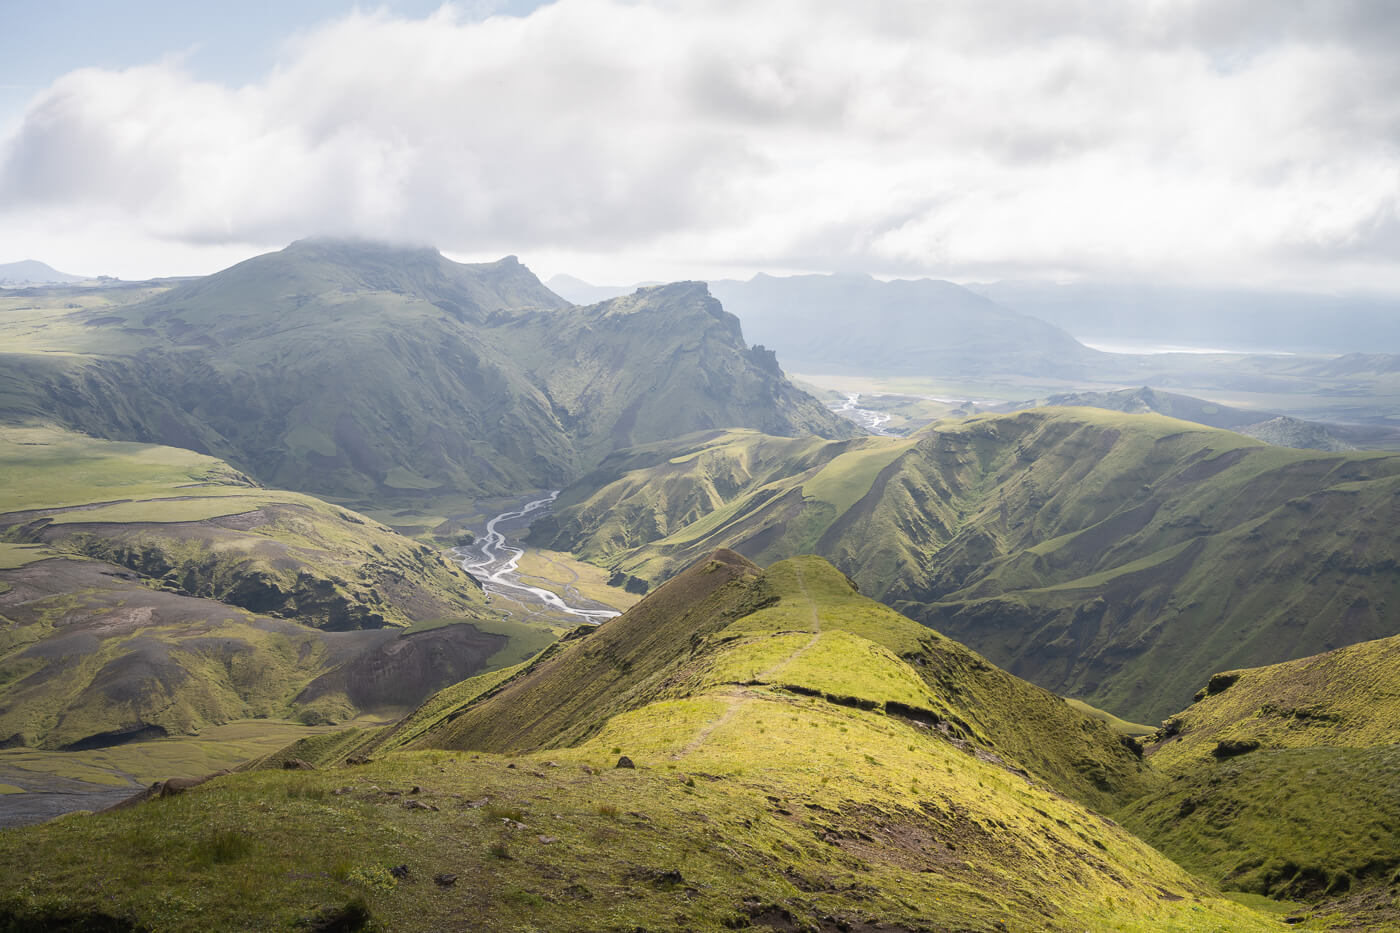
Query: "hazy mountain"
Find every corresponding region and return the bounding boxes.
[707,272,1103,378]
[976,280,1400,355]
[534,409,1400,721]
[544,272,643,304]
[0,260,85,286]
[0,550,1290,931]
[0,239,852,502]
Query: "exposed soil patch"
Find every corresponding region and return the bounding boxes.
[297,623,507,710]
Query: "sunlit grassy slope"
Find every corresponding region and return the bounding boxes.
[0,551,1289,932]
[535,408,1400,721]
[0,425,508,749]
[1115,635,1400,916]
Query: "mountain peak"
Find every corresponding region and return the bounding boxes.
[0,259,85,285]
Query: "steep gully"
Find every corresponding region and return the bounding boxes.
[454,492,620,623]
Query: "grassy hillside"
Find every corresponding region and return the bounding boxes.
[0,424,512,749]
[399,551,1157,813]
[0,552,1289,932]
[537,409,1400,721]
[1114,637,1400,918]
[0,240,852,504]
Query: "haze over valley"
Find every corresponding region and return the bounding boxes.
[4,2,1400,931]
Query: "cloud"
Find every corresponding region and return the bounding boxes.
[2,0,1399,288]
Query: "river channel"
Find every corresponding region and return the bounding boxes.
[834,393,898,436]
[453,492,620,624]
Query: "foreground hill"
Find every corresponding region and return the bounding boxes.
[0,424,523,750]
[0,552,1286,932]
[0,240,851,502]
[1116,636,1400,921]
[533,409,1400,721]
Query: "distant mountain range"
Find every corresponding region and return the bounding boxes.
[3,247,1398,930]
[0,260,84,286]
[974,280,1400,355]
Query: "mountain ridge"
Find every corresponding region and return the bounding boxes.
[534,408,1400,721]
[0,240,853,502]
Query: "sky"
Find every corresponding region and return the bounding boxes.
[2,0,1398,290]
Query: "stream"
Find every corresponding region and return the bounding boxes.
[454,492,620,624]
[835,393,897,436]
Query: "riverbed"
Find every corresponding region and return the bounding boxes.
[453,492,621,624]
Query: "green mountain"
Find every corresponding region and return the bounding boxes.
[533,409,1400,721]
[1117,635,1400,914]
[0,424,525,750]
[0,240,851,503]
[0,551,1288,932]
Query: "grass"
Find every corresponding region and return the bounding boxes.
[1110,632,1400,914]
[45,496,267,525]
[0,543,51,569]
[1064,698,1156,736]
[0,423,244,514]
[0,549,1362,930]
[511,548,641,612]
[1118,745,1400,904]
[1146,631,1400,775]
[0,719,390,791]
[0,693,1287,933]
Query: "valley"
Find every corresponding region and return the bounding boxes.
[8,6,1400,930]
[2,240,1399,930]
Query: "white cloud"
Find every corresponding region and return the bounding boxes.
[1,0,1398,288]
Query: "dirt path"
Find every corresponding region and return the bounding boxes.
[672,692,744,760]
[675,566,828,759]
[757,564,822,681]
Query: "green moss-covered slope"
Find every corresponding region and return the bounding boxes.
[1116,636,1400,920]
[400,551,1155,814]
[0,551,1288,932]
[535,408,1400,721]
[0,425,507,749]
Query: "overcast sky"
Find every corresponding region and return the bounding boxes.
[2,0,1398,290]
